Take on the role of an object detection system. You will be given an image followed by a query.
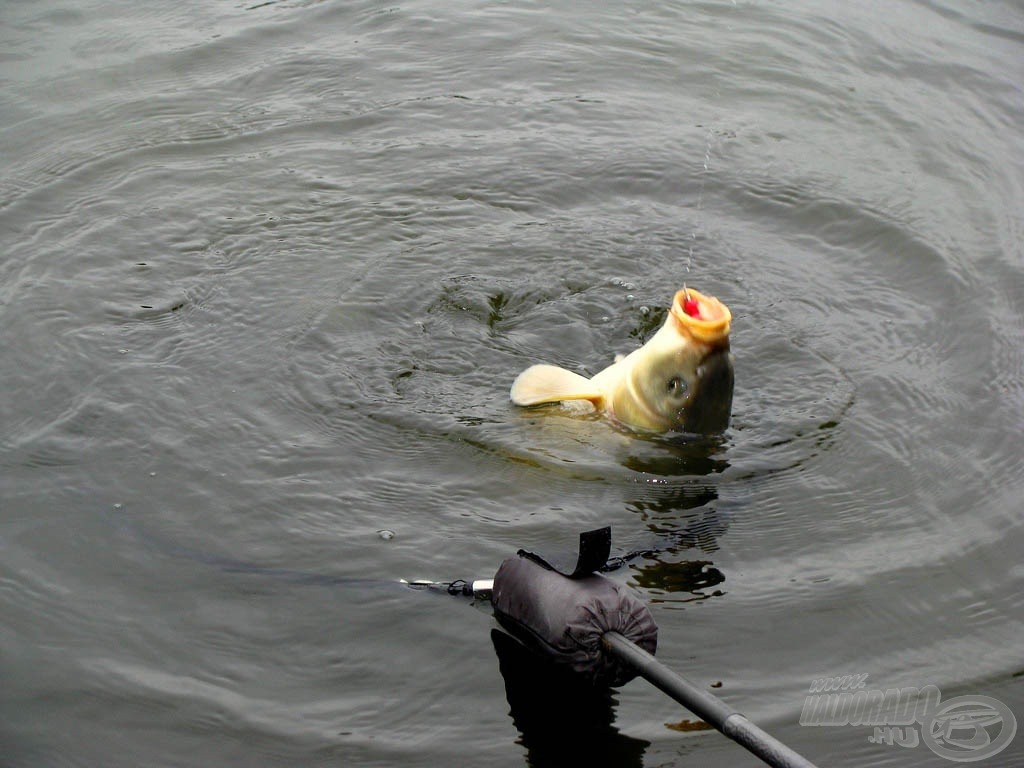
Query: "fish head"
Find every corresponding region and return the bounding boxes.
[610,288,734,434]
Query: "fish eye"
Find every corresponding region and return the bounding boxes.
[666,376,686,397]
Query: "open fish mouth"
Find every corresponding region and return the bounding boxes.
[681,348,734,434]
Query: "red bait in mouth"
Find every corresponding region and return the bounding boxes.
[683,293,701,318]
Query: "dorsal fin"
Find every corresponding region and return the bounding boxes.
[510,364,604,406]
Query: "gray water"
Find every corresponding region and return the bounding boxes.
[2,1,1023,766]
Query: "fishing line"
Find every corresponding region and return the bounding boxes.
[105,496,705,602]
[687,125,717,275]
[106,505,402,591]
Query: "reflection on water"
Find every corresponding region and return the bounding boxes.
[618,433,731,478]
[622,491,729,604]
[614,436,731,605]
[631,559,727,606]
[492,629,649,768]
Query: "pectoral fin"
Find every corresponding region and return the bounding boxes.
[510,364,604,407]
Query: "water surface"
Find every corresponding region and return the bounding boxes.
[2,1,1023,766]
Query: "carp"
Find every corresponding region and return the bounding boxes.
[510,288,733,434]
